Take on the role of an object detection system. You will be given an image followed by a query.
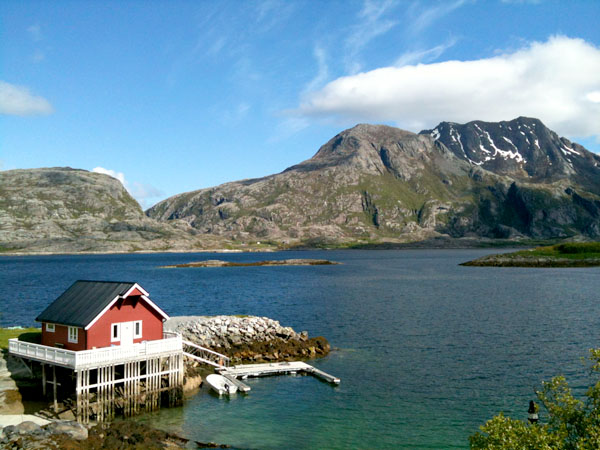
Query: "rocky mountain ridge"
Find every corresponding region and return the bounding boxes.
[0,167,228,253]
[3,117,600,253]
[421,117,599,188]
[147,117,600,245]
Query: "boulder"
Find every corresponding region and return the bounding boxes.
[45,420,88,440]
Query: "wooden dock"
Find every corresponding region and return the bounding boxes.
[218,361,340,391]
[9,336,184,423]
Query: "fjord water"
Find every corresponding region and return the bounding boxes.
[2,249,599,449]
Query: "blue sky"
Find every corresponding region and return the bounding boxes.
[1,0,600,208]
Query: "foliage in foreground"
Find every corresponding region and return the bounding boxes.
[470,349,600,449]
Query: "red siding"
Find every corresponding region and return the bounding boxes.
[86,296,164,349]
[41,324,86,351]
[128,287,144,296]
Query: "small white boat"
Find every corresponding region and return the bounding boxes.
[206,374,238,396]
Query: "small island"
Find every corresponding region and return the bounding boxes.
[161,258,340,268]
[461,242,600,267]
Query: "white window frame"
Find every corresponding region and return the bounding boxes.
[111,323,120,342]
[68,326,78,343]
[46,323,55,333]
[134,320,142,339]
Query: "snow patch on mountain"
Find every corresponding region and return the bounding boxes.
[561,144,581,156]
[479,130,525,163]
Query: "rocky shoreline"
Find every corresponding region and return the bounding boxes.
[161,258,339,268]
[1,316,330,448]
[0,419,229,449]
[461,255,600,267]
[165,315,330,363]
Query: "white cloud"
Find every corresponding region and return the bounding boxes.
[394,37,458,67]
[587,91,600,103]
[344,0,398,73]
[92,167,126,185]
[303,45,329,94]
[295,36,600,139]
[128,182,164,209]
[407,0,468,35]
[0,81,53,116]
[92,167,163,209]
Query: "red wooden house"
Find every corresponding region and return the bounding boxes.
[35,280,170,351]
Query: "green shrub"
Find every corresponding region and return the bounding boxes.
[556,242,600,254]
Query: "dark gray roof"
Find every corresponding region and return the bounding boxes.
[35,280,138,328]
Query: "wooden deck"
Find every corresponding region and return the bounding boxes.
[218,361,340,390]
[8,335,183,370]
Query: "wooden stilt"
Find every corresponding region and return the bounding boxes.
[31,343,185,423]
[42,364,46,396]
[52,365,58,412]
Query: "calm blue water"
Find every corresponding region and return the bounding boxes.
[1,249,599,449]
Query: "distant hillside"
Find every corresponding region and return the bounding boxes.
[4,117,600,254]
[147,118,600,246]
[0,167,227,253]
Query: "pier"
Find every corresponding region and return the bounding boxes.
[8,334,184,423]
[218,361,340,391]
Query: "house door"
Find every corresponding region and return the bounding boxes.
[121,321,134,346]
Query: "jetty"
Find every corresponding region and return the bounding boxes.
[217,361,340,392]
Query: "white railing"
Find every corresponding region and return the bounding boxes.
[8,339,76,367]
[182,339,230,367]
[8,335,183,370]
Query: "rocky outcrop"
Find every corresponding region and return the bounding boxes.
[0,167,230,254]
[149,119,600,245]
[161,258,339,268]
[462,254,600,267]
[0,419,196,449]
[0,420,88,448]
[461,242,600,267]
[166,316,330,363]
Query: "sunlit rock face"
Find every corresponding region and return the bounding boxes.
[149,118,600,244]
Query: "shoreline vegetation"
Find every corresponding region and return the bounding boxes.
[0,237,574,256]
[461,242,600,267]
[160,258,339,268]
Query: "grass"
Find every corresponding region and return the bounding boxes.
[462,242,600,267]
[0,327,41,350]
[513,242,600,260]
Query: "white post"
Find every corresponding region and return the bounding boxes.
[53,365,58,412]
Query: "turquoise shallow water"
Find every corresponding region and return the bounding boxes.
[2,249,599,448]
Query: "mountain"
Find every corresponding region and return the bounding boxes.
[0,167,227,253]
[421,117,598,189]
[147,118,600,245]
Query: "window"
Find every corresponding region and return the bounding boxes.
[68,326,78,343]
[134,320,142,339]
[46,323,55,333]
[111,323,120,342]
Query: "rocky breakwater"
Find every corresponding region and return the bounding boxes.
[166,316,330,364]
